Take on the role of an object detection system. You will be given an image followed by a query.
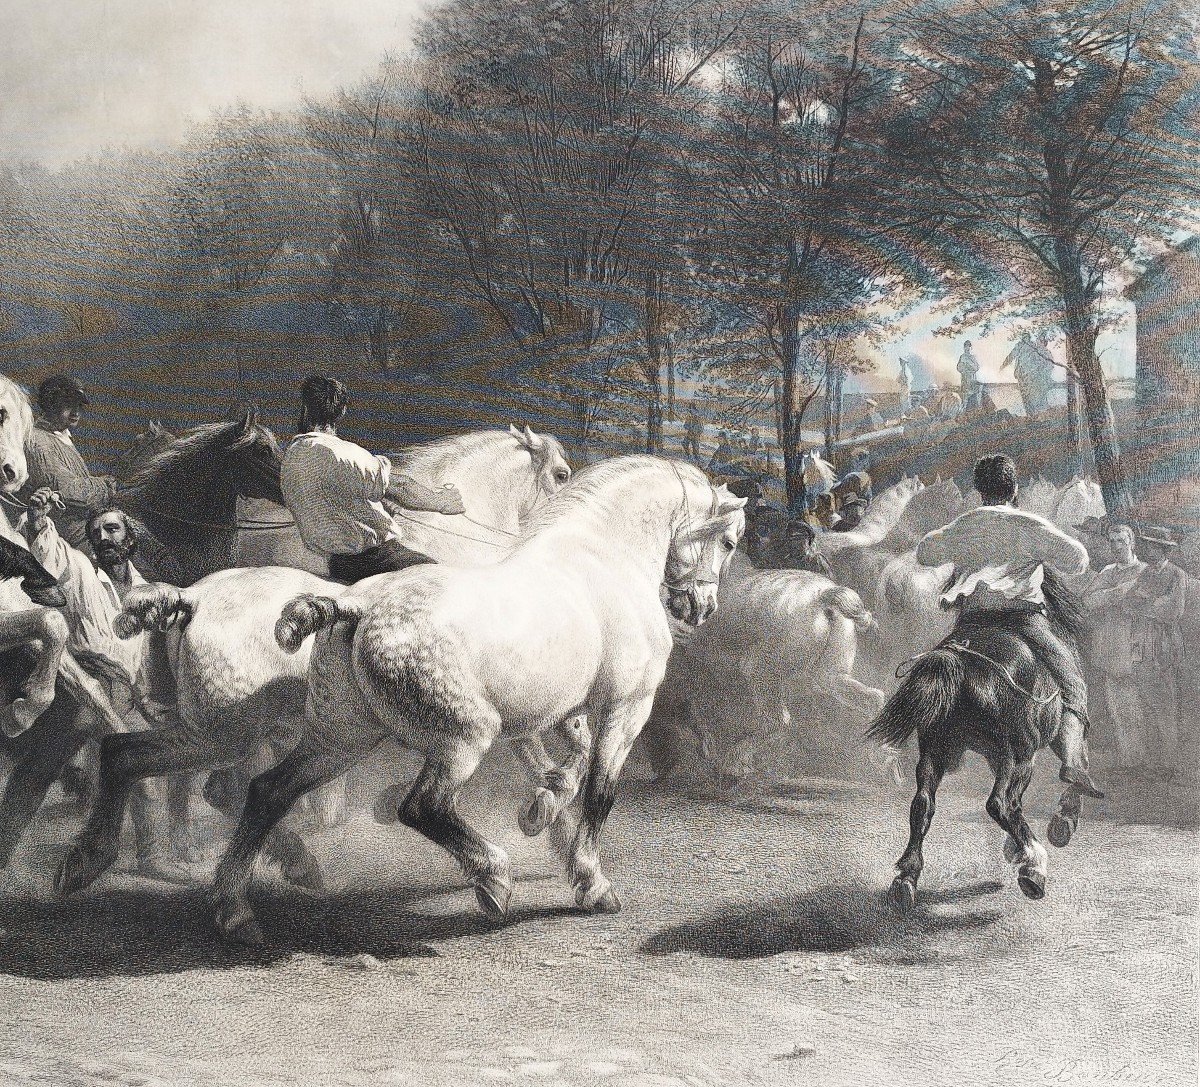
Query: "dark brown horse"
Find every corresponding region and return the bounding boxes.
[117,410,283,586]
[867,573,1088,909]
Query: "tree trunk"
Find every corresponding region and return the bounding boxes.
[779,303,805,512]
[1064,372,1082,476]
[643,273,666,454]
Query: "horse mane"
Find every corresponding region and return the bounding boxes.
[390,429,519,477]
[124,417,279,494]
[519,456,706,539]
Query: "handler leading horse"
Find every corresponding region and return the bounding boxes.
[207,457,744,944]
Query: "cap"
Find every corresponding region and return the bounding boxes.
[1137,526,1178,549]
[37,374,89,408]
[842,495,869,510]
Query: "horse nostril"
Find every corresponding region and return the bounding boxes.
[1,463,15,484]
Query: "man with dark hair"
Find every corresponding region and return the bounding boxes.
[23,487,184,882]
[281,375,467,584]
[916,453,1103,797]
[21,375,118,548]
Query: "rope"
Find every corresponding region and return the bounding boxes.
[894,638,1060,707]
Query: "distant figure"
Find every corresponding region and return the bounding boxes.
[1081,523,1148,773]
[21,375,118,549]
[783,519,833,576]
[833,469,873,507]
[832,494,867,532]
[683,406,704,464]
[281,375,465,584]
[1127,527,1187,779]
[707,430,735,477]
[903,404,931,441]
[897,358,913,416]
[856,399,884,435]
[811,492,841,531]
[747,504,787,568]
[957,340,981,410]
[1001,332,1056,416]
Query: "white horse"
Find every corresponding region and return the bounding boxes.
[815,475,924,558]
[201,456,744,944]
[648,551,885,784]
[1050,476,1105,529]
[54,426,573,893]
[801,449,837,496]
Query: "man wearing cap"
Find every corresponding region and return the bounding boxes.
[832,494,868,532]
[782,519,833,576]
[21,375,118,549]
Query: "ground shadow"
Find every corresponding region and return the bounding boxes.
[0,875,577,982]
[641,879,1006,962]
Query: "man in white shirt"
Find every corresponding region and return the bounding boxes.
[24,488,185,882]
[281,376,466,584]
[916,454,1102,798]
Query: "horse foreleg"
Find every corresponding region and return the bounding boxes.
[0,609,68,739]
[890,747,944,912]
[513,715,592,837]
[209,737,370,945]
[988,760,1046,901]
[568,693,656,914]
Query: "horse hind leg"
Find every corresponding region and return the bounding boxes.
[988,760,1047,901]
[889,746,945,913]
[209,736,369,945]
[398,739,512,919]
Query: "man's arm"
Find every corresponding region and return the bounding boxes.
[25,440,116,510]
[387,473,466,516]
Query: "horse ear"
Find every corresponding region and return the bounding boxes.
[714,484,747,514]
[508,423,523,441]
[522,425,545,452]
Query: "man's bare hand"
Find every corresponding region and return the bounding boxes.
[27,488,63,513]
[390,476,467,516]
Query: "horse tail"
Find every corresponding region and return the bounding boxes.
[819,586,875,634]
[865,649,963,747]
[276,593,360,653]
[115,583,193,639]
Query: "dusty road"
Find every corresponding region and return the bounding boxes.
[0,755,1195,1087]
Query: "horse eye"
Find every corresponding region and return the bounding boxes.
[554,468,569,482]
[0,407,7,425]
[723,538,736,551]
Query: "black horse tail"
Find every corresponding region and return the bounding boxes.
[276,593,361,653]
[866,650,964,747]
[115,583,193,639]
[819,585,876,633]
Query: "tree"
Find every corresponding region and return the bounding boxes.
[893,0,1200,512]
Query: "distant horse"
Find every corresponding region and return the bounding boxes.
[1017,476,1059,521]
[117,410,284,585]
[647,551,885,785]
[801,450,837,497]
[54,426,575,892]
[815,476,924,559]
[200,457,744,944]
[867,573,1088,909]
[111,421,175,480]
[1050,477,1105,530]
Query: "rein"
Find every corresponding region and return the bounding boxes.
[662,462,721,594]
[895,638,1060,707]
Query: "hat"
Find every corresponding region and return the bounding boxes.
[842,494,869,511]
[37,374,89,409]
[1076,515,1108,533]
[1137,526,1178,549]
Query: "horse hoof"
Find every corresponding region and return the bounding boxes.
[518,790,555,838]
[474,875,512,919]
[1017,867,1046,901]
[372,784,404,826]
[282,855,324,893]
[888,877,916,913]
[592,887,622,914]
[1047,813,1076,849]
[226,917,266,947]
[212,898,266,946]
[54,843,116,898]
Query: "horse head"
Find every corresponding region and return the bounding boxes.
[509,424,571,498]
[222,408,284,503]
[0,375,33,493]
[664,476,746,627]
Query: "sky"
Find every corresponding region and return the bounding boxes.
[0,0,1137,389]
[0,0,427,166]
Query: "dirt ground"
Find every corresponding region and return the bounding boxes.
[0,754,1195,1087]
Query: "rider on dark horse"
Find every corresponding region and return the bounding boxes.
[916,454,1104,799]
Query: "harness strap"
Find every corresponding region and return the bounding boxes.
[895,638,1061,707]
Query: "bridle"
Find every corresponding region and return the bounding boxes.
[662,460,722,596]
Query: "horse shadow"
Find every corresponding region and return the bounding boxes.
[0,875,575,982]
[640,879,1007,964]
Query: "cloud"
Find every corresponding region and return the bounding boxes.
[0,0,425,167]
